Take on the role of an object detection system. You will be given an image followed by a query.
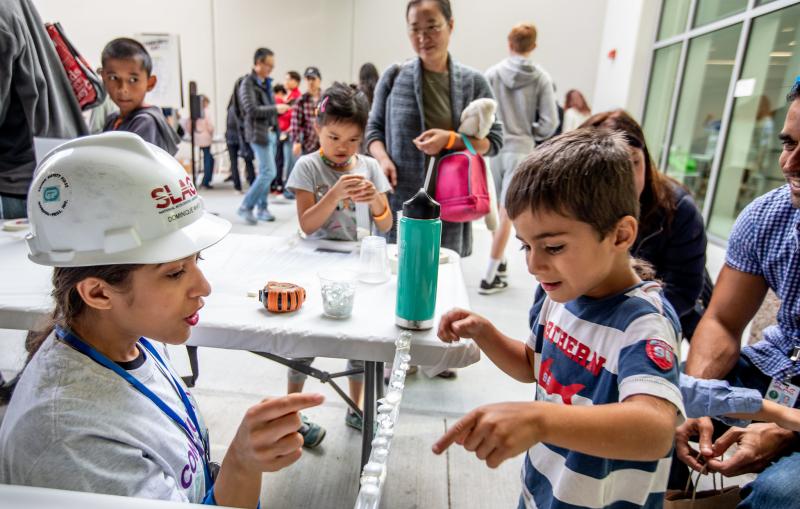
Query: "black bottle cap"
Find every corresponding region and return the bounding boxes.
[403,188,440,220]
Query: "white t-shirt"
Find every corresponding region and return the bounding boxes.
[562,108,590,133]
[0,334,210,503]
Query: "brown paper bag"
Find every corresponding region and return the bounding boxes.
[664,486,741,508]
[664,467,741,509]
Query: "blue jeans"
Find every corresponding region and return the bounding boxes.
[282,138,297,183]
[0,194,27,219]
[241,133,277,211]
[725,357,800,508]
[201,146,214,186]
[738,451,800,508]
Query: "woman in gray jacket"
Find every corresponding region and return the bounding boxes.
[366,0,503,257]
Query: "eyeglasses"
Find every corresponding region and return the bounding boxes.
[407,23,445,39]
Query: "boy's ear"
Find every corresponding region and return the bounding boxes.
[146,74,157,93]
[75,277,116,311]
[613,216,638,250]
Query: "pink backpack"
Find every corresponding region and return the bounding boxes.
[434,136,490,223]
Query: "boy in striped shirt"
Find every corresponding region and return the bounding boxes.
[433,129,685,508]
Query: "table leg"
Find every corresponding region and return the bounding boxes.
[361,360,376,469]
[376,361,384,400]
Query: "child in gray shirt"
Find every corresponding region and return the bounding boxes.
[283,83,392,444]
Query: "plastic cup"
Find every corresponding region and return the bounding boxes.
[358,236,390,284]
[319,270,357,319]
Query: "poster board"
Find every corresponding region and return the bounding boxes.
[134,33,183,108]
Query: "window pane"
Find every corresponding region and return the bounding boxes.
[756,0,779,5]
[665,24,742,211]
[658,0,691,40]
[642,44,682,165]
[708,4,800,238]
[694,0,747,28]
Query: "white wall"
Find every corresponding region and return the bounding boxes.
[32,0,608,132]
[353,0,608,101]
[592,0,661,117]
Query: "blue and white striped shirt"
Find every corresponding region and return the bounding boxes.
[727,185,800,380]
[524,282,685,509]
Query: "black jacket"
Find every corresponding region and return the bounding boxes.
[237,72,277,145]
[632,184,711,340]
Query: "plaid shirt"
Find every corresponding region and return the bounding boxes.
[727,185,800,379]
[289,92,319,155]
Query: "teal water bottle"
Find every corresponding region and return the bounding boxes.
[396,188,442,330]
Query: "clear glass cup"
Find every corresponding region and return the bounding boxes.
[358,236,390,284]
[319,270,357,319]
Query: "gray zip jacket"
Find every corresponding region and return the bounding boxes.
[485,56,557,154]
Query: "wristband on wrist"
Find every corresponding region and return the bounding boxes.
[445,130,457,150]
[372,204,391,222]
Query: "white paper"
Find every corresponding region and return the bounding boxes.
[734,78,756,98]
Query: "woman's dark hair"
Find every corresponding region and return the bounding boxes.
[406,0,452,21]
[24,265,142,366]
[565,89,590,115]
[287,70,302,82]
[0,265,142,402]
[101,38,152,75]
[580,109,678,230]
[273,83,287,95]
[358,63,379,106]
[316,82,371,131]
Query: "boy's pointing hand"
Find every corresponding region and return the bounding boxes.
[432,402,544,469]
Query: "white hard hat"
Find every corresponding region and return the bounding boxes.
[26,132,231,267]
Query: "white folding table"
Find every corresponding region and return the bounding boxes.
[0,230,479,468]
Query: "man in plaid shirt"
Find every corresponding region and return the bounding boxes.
[674,78,800,508]
[290,66,322,157]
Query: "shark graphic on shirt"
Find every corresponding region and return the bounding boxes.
[538,358,585,405]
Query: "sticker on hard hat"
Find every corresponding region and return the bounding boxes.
[150,176,199,216]
[36,173,71,217]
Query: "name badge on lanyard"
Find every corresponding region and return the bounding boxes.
[55,326,213,488]
[765,379,800,408]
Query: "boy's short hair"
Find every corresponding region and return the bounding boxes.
[287,71,301,82]
[508,23,537,54]
[101,38,152,75]
[316,82,370,131]
[253,47,274,65]
[505,129,639,238]
[273,83,287,95]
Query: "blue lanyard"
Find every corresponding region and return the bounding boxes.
[55,326,212,489]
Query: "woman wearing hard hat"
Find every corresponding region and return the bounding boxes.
[0,132,324,507]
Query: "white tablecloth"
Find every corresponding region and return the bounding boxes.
[0,231,479,369]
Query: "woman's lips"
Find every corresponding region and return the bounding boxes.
[184,313,199,326]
